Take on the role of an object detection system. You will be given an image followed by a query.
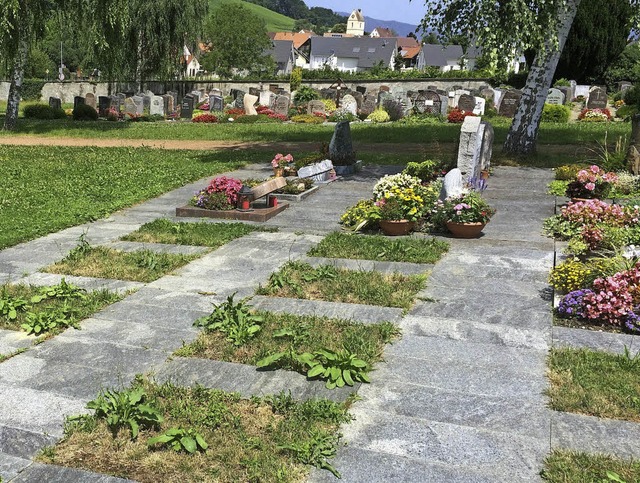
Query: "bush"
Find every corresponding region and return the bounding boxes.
[403,159,450,183]
[290,114,325,124]
[290,67,303,92]
[23,104,66,120]
[72,104,98,121]
[192,114,218,123]
[555,164,588,181]
[553,78,571,87]
[293,85,320,106]
[232,114,272,124]
[616,104,637,120]
[321,98,336,112]
[367,108,390,123]
[382,99,405,121]
[623,83,640,109]
[542,104,570,123]
[20,79,46,101]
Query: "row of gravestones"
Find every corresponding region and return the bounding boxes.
[50,92,180,118]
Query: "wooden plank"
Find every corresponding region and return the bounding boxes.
[250,177,287,200]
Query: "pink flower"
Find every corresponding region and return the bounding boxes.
[590,165,600,174]
[585,182,596,191]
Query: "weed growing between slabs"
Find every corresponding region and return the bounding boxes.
[308,232,449,264]
[547,348,640,422]
[0,280,122,335]
[122,219,274,247]
[541,449,640,482]
[257,261,426,310]
[44,247,199,283]
[41,378,352,482]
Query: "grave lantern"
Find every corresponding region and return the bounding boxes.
[237,185,253,211]
[330,78,347,108]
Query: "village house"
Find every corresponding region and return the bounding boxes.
[309,36,398,73]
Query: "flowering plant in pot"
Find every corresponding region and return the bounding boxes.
[372,186,425,235]
[565,165,617,200]
[271,153,293,175]
[432,190,496,238]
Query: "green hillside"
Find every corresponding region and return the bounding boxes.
[208,0,295,32]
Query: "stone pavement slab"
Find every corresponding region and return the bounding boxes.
[105,240,210,256]
[304,256,433,275]
[0,453,32,482]
[8,463,134,482]
[553,326,640,356]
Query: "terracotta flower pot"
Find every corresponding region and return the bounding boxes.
[379,220,415,236]
[446,221,486,238]
[273,167,284,177]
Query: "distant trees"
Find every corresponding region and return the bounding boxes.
[246,0,347,32]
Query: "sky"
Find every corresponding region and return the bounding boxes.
[305,0,427,25]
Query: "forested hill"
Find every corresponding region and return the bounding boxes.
[208,0,295,31]
[243,0,347,27]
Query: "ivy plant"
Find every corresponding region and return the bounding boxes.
[147,427,208,454]
[194,293,263,346]
[86,387,163,439]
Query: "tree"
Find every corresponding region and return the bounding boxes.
[331,23,347,33]
[555,0,634,83]
[200,3,273,78]
[420,0,640,155]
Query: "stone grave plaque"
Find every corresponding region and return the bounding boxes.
[557,87,571,105]
[356,86,367,94]
[49,97,61,110]
[210,95,224,112]
[259,91,272,106]
[249,87,260,96]
[131,96,144,115]
[360,97,377,117]
[73,96,85,110]
[143,95,151,115]
[480,88,495,104]
[546,88,565,105]
[150,95,164,116]
[341,94,357,115]
[587,86,607,110]
[190,90,202,102]
[618,81,632,92]
[273,95,290,117]
[457,94,476,112]
[210,89,222,98]
[85,93,96,109]
[307,100,326,116]
[498,89,522,117]
[98,96,111,116]
[233,90,246,109]
[377,91,393,108]
[351,91,363,109]
[415,90,446,115]
[320,88,336,101]
[162,94,172,115]
[124,97,137,116]
[493,88,504,108]
[243,93,258,115]
[575,85,590,99]
[110,95,121,112]
[473,97,486,116]
[181,95,194,119]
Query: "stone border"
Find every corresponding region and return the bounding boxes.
[273,185,319,202]
[176,203,288,222]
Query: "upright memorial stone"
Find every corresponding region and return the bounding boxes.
[98,96,111,116]
[259,90,272,107]
[457,116,484,179]
[546,88,565,105]
[143,95,151,115]
[557,87,571,105]
[210,95,224,112]
[575,85,590,99]
[131,96,144,115]
[150,96,165,116]
[498,89,522,117]
[360,96,377,117]
[307,100,326,116]
[587,86,607,110]
[181,95,194,119]
[243,93,258,115]
[74,96,85,110]
[49,97,61,110]
[341,94,357,115]
[273,95,290,117]
[473,97,486,116]
[85,93,96,110]
[124,97,137,116]
[457,93,476,112]
[415,90,447,116]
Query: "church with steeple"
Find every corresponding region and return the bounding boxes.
[346,9,365,36]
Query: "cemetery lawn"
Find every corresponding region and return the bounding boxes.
[43,248,200,283]
[0,283,122,333]
[0,117,631,146]
[121,219,274,246]
[308,232,449,264]
[176,311,399,370]
[257,261,427,310]
[40,379,352,482]
[0,145,252,250]
[541,449,640,482]
[546,348,640,422]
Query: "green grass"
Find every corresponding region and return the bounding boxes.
[542,449,640,482]
[41,379,352,482]
[121,219,273,246]
[43,247,200,283]
[0,347,28,362]
[209,0,295,31]
[176,311,399,371]
[0,282,122,333]
[257,261,427,310]
[0,145,255,249]
[308,232,449,264]
[547,347,640,422]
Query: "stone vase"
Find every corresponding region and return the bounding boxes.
[379,220,415,236]
[446,221,486,238]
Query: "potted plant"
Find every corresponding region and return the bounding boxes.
[271,153,293,177]
[432,191,496,238]
[565,165,618,201]
[373,186,425,236]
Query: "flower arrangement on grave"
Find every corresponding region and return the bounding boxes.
[447,108,476,124]
[105,108,120,122]
[372,186,425,222]
[256,105,288,122]
[192,114,218,123]
[372,174,424,200]
[431,190,495,225]
[577,108,612,122]
[271,153,293,170]
[564,165,618,200]
[190,176,243,210]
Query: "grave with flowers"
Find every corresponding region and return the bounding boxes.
[176,175,289,222]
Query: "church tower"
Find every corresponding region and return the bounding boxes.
[346,9,365,36]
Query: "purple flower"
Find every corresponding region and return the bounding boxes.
[557,289,594,319]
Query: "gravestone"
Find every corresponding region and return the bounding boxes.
[341,94,357,115]
[415,90,446,116]
[110,95,121,112]
[457,116,484,179]
[85,93,96,109]
[150,95,164,116]
[162,94,173,115]
[269,84,279,94]
[49,97,61,110]
[98,96,111,116]
[546,88,565,105]
[321,88,337,101]
[557,87,571,105]
[498,89,522,117]
[454,89,471,108]
[273,95,290,117]
[143,95,151,115]
[379,85,390,92]
[307,100,326,115]
[190,90,202,102]
[473,97,486,116]
[249,87,260,97]
[351,91,364,109]
[492,88,504,109]
[131,96,144,115]
[575,85,590,99]
[480,87,495,105]
[234,90,246,109]
[209,88,222,98]
[329,121,355,167]
[457,94,476,112]
[618,81,632,92]
[73,96,85,110]
[356,86,367,95]
[181,94,195,119]
[377,91,393,108]
[440,168,464,200]
[259,91,272,107]
[479,121,494,173]
[210,95,224,112]
[123,97,137,116]
[587,86,607,110]
[243,93,258,115]
[360,96,377,117]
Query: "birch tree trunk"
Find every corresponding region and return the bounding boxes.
[3,35,28,131]
[503,0,581,154]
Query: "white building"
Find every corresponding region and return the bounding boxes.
[346,9,365,37]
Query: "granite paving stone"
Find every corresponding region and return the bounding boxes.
[304,256,433,275]
[8,463,135,482]
[105,240,210,255]
[553,326,640,356]
[0,453,32,482]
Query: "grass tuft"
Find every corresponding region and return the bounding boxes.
[541,449,640,482]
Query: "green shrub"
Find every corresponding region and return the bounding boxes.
[623,83,640,109]
[616,104,637,120]
[294,85,320,106]
[290,67,303,92]
[72,104,98,121]
[553,78,570,87]
[290,114,324,124]
[367,108,390,123]
[23,104,66,120]
[554,164,588,181]
[232,114,272,124]
[542,104,570,123]
[20,79,46,101]
[403,159,449,183]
